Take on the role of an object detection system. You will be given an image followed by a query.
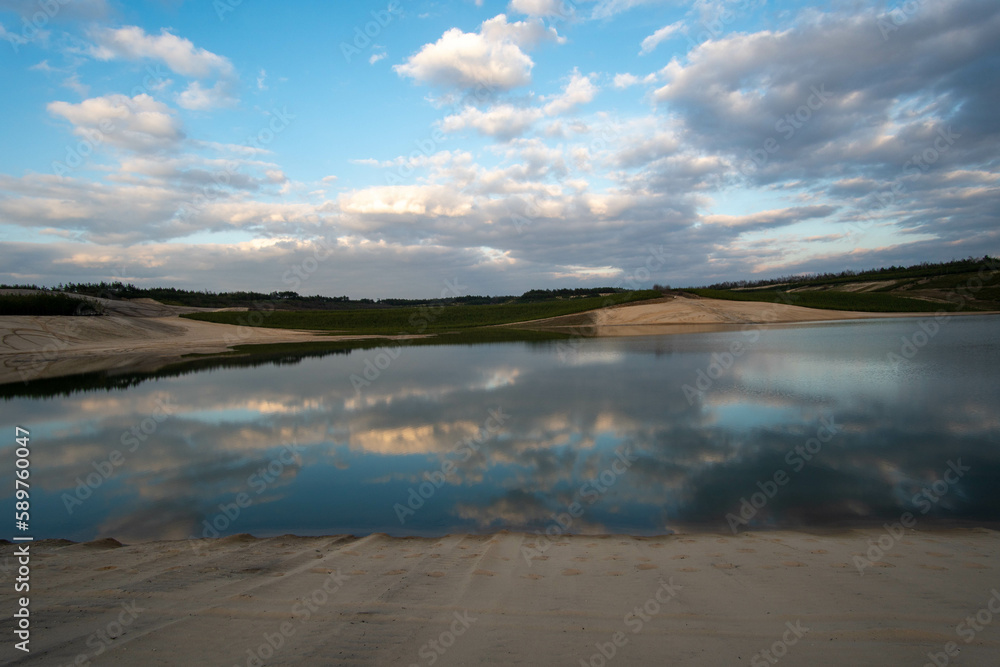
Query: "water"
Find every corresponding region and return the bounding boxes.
[2,315,998,542]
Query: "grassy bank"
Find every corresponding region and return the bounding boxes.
[182,290,662,334]
[684,289,963,312]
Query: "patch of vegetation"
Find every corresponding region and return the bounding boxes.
[0,293,103,316]
[685,289,965,313]
[181,290,662,334]
[702,256,998,291]
[13,281,647,312]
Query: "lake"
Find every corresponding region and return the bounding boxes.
[2,315,998,542]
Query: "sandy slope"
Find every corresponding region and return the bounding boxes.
[0,314,340,384]
[519,295,936,337]
[0,293,983,384]
[0,530,997,665]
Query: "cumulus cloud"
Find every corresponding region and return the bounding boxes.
[394,14,562,91]
[47,93,184,152]
[507,0,566,18]
[177,80,238,110]
[89,26,238,109]
[639,20,684,54]
[338,185,473,218]
[441,69,596,140]
[441,104,545,140]
[542,69,597,115]
[653,0,1000,182]
[90,26,234,78]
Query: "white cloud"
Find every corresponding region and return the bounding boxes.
[508,0,566,17]
[441,104,545,140]
[441,69,596,140]
[640,20,684,54]
[47,94,184,152]
[177,80,238,110]
[613,73,639,89]
[591,0,666,19]
[89,26,238,110]
[339,185,473,217]
[543,69,597,115]
[90,26,234,78]
[394,14,562,91]
[256,68,267,90]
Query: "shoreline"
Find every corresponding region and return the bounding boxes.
[2,298,996,385]
[2,528,998,665]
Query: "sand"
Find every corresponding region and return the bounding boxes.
[1,530,998,665]
[518,294,965,337]
[2,293,964,385]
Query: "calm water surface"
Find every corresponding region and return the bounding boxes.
[2,315,998,542]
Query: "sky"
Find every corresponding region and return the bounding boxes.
[0,0,998,298]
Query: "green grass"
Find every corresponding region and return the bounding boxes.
[181,290,661,333]
[0,293,103,316]
[685,289,964,313]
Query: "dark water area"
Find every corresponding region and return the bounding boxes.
[2,315,998,542]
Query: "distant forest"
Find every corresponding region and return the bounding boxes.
[3,256,995,308]
[698,256,997,291]
[0,282,635,310]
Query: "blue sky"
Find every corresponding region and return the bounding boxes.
[1,0,998,297]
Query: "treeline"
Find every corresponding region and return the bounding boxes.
[0,293,103,316]
[700,256,997,291]
[0,282,640,310]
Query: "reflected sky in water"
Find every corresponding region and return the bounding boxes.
[2,315,999,542]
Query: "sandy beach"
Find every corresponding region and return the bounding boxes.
[1,529,998,665]
[0,294,968,385]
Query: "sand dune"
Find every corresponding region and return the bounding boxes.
[518,294,945,337]
[1,530,997,665]
[0,293,976,384]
